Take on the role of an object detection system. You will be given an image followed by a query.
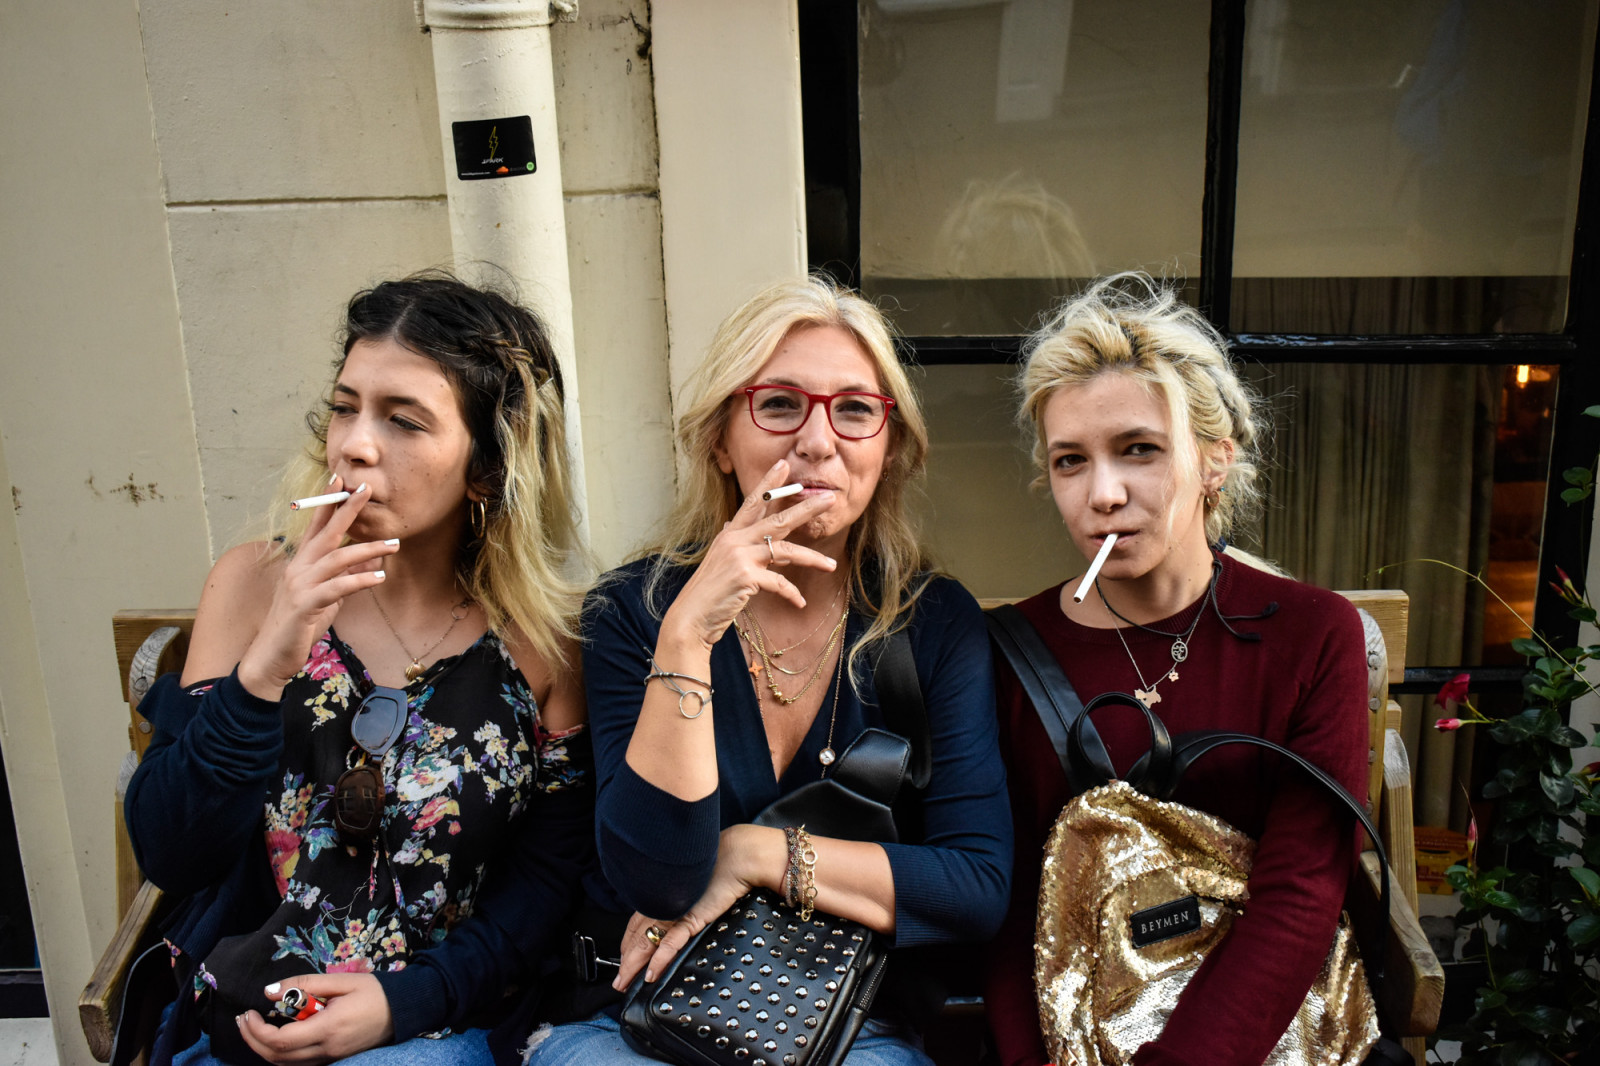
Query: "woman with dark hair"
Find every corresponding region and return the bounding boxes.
[983,273,1370,1066]
[126,272,592,1066]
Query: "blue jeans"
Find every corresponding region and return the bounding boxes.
[170,1027,494,1066]
[519,1010,934,1066]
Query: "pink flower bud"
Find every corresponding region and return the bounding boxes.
[1435,717,1463,731]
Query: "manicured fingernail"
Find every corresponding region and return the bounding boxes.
[374,570,386,580]
[265,982,281,995]
[645,969,655,982]
[384,539,399,546]
[328,472,339,484]
[236,1014,246,1027]
[356,482,368,494]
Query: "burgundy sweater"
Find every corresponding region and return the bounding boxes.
[983,555,1369,1066]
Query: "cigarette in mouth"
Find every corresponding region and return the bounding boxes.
[289,491,351,511]
[762,482,804,502]
[1072,533,1118,603]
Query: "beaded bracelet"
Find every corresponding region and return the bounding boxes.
[644,649,713,719]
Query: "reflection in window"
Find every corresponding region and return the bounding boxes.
[1232,0,1598,334]
[858,0,1209,336]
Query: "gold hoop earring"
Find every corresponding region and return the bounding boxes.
[470,499,488,539]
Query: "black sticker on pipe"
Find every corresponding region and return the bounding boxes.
[452,116,536,181]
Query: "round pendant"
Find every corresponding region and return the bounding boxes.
[1170,638,1189,664]
[818,747,836,767]
[404,661,425,681]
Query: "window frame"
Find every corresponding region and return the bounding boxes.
[801,0,1600,656]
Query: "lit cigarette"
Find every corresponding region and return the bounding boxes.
[289,491,351,511]
[1072,533,1118,603]
[762,482,804,502]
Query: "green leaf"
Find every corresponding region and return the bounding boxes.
[1519,1003,1567,1036]
[1477,988,1508,1011]
[1485,889,1522,910]
[1511,637,1546,657]
[1584,404,1600,418]
[1498,968,1541,992]
[1552,725,1587,748]
[1562,486,1590,503]
[1497,1039,1548,1066]
[1568,914,1600,946]
[1565,466,1594,487]
[1573,866,1600,897]
[1541,771,1577,806]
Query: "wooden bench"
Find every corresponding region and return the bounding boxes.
[80,598,1442,1063]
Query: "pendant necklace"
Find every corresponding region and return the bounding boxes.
[735,586,843,675]
[748,615,849,768]
[370,589,474,681]
[1096,566,1215,706]
[738,603,849,705]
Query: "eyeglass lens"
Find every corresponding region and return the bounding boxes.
[351,685,408,756]
[747,387,889,439]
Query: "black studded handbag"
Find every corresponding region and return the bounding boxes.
[619,888,888,1066]
[618,634,923,1066]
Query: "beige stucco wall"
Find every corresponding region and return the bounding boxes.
[0,0,807,1059]
[0,2,214,1059]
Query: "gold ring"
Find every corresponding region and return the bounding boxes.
[645,924,665,947]
[764,535,775,564]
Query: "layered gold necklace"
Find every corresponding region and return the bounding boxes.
[736,600,849,706]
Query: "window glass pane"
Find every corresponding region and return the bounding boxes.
[858,0,1210,336]
[1232,0,1598,334]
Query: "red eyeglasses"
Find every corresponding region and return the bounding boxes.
[741,386,896,440]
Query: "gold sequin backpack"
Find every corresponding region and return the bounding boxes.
[987,604,1410,1066]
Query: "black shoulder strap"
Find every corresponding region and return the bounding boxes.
[1166,729,1392,993]
[873,629,931,789]
[985,603,1109,795]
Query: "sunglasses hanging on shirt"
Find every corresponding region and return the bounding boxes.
[333,683,409,844]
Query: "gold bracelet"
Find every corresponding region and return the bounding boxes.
[793,826,817,921]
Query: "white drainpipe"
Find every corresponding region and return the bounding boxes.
[419,0,587,531]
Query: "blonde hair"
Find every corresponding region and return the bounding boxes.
[1018,272,1265,547]
[647,275,932,685]
[268,272,586,670]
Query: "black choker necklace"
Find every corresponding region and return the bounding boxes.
[1096,562,1219,705]
[1095,559,1221,639]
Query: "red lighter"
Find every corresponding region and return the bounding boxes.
[271,986,326,1023]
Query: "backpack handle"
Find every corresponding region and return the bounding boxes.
[1068,690,1173,791]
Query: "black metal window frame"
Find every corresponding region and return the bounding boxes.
[800,0,1600,655]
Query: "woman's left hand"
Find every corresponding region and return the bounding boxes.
[614,824,784,990]
[236,973,395,1065]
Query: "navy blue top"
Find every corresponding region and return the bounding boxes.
[582,558,1012,949]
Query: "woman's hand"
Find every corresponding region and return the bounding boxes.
[235,973,395,1065]
[236,476,398,700]
[662,461,840,652]
[613,824,786,990]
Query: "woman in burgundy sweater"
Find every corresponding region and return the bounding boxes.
[982,273,1369,1066]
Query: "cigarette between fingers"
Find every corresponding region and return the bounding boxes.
[762,483,804,502]
[1072,533,1118,603]
[289,491,351,511]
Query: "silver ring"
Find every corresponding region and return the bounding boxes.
[764,535,775,564]
[645,924,665,947]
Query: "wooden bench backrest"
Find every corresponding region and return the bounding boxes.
[113,610,196,762]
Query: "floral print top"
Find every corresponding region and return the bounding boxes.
[185,628,584,1015]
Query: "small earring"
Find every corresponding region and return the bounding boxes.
[470,499,488,539]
